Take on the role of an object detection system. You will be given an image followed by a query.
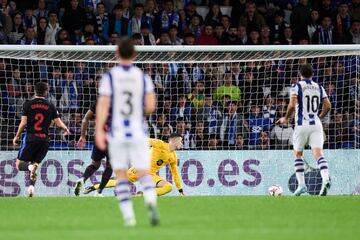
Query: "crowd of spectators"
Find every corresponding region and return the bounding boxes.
[0,0,359,45]
[0,0,359,150]
[0,56,359,150]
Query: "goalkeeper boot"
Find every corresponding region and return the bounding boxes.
[74,178,84,196]
[83,186,96,194]
[319,180,331,196]
[148,204,160,226]
[293,184,307,196]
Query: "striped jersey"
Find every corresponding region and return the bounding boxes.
[290,79,327,126]
[99,64,154,141]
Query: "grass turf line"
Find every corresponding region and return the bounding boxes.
[0,196,359,240]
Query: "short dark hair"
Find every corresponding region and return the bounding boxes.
[113,4,123,10]
[169,132,182,139]
[131,33,142,40]
[300,64,313,78]
[164,0,174,4]
[96,2,105,8]
[117,37,136,60]
[134,3,144,8]
[48,10,57,16]
[35,82,49,97]
[176,117,185,122]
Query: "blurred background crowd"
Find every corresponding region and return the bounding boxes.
[0,56,359,150]
[0,0,359,150]
[0,0,359,45]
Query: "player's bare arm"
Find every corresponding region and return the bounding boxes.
[277,95,297,125]
[144,92,156,114]
[319,98,331,119]
[13,116,27,146]
[95,96,110,151]
[53,118,70,136]
[77,110,94,149]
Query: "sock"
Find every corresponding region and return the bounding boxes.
[317,156,330,182]
[18,161,30,171]
[294,158,305,186]
[155,184,173,196]
[98,166,113,193]
[105,179,116,188]
[139,175,157,206]
[115,180,135,221]
[30,179,36,186]
[83,164,98,182]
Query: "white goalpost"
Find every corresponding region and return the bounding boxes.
[0,44,359,196]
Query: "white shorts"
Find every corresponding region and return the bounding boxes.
[293,124,324,151]
[108,139,150,171]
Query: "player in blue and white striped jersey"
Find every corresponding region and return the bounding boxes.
[278,64,332,196]
[95,38,158,226]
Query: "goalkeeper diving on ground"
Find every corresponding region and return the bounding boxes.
[84,133,185,196]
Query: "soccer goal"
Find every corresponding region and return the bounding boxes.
[0,45,359,197]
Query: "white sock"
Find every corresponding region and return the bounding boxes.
[317,156,330,182]
[139,175,157,207]
[294,158,305,186]
[115,180,135,221]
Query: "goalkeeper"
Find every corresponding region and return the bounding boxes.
[84,133,185,196]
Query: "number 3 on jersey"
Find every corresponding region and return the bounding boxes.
[121,91,133,117]
[34,113,44,131]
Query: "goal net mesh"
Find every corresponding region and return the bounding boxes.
[0,46,359,196]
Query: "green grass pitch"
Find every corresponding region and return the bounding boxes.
[0,196,359,240]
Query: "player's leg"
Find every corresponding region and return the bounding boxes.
[74,146,102,196]
[136,169,159,225]
[309,128,331,196]
[96,160,113,196]
[113,168,136,226]
[292,127,307,196]
[16,142,45,197]
[131,142,159,226]
[16,158,37,197]
[83,178,116,194]
[109,142,136,227]
[16,159,30,171]
[152,175,173,196]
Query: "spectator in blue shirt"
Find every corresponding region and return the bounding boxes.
[154,0,179,37]
[219,101,246,148]
[104,4,129,40]
[128,3,153,37]
[170,95,192,128]
[244,105,271,148]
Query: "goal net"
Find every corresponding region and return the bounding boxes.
[0,45,359,197]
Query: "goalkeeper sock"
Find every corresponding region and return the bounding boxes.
[18,161,29,171]
[139,175,157,206]
[105,179,116,188]
[294,158,305,185]
[317,156,330,182]
[115,180,135,221]
[83,164,98,182]
[98,165,113,194]
[155,184,173,196]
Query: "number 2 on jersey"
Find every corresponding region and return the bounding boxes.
[34,113,44,131]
